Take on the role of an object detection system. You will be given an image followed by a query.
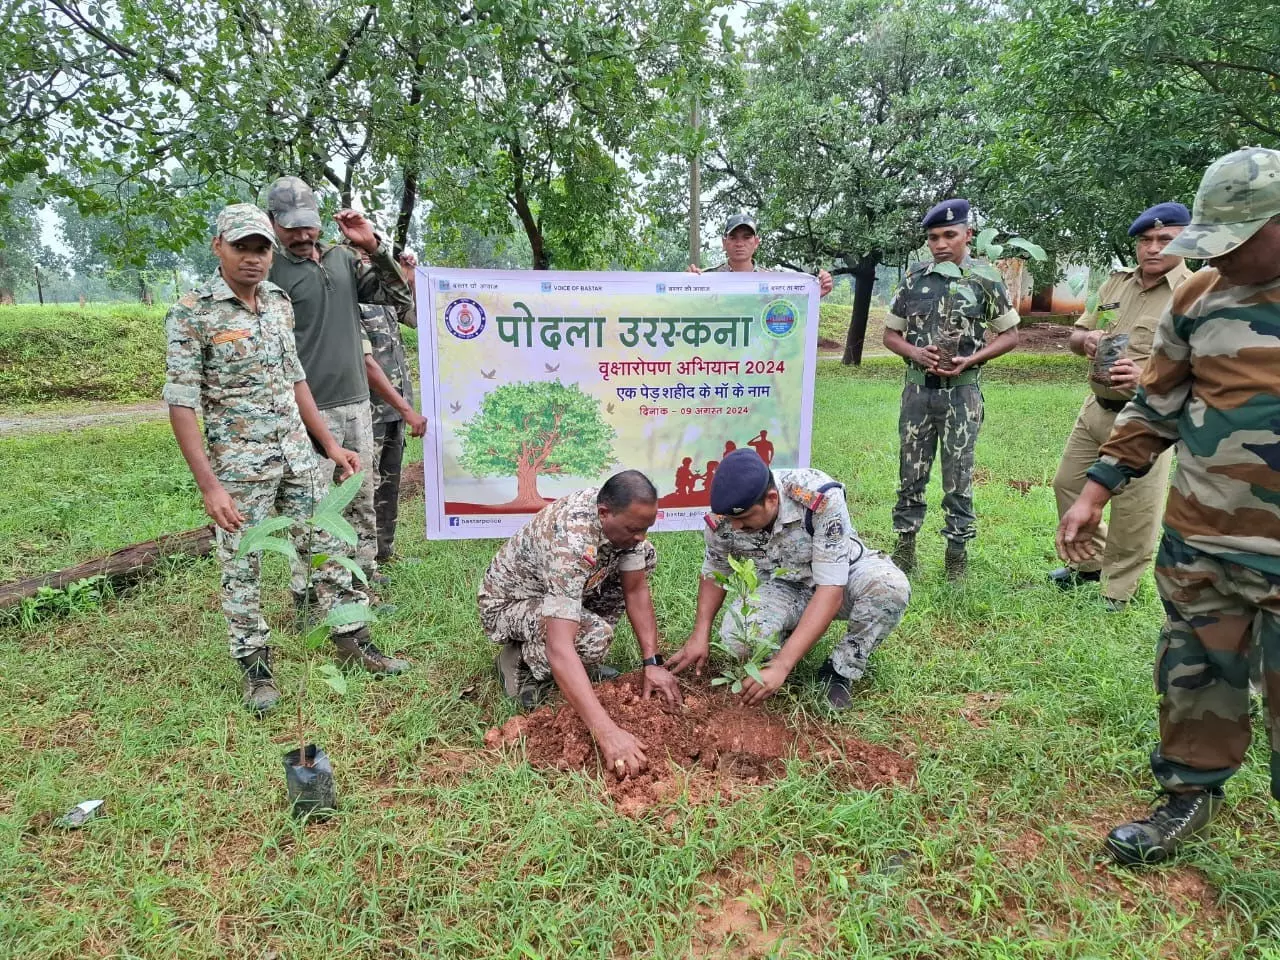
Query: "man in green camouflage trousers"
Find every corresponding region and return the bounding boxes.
[883,199,1021,579]
[164,204,405,716]
[1059,147,1280,865]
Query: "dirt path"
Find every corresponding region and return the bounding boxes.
[0,401,168,437]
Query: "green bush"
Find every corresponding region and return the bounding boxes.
[0,303,167,404]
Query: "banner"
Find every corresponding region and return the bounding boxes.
[418,268,819,539]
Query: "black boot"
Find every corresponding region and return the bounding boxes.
[1048,567,1101,590]
[238,648,280,715]
[944,541,968,581]
[816,659,854,711]
[891,533,917,573]
[332,627,409,675]
[1104,789,1223,865]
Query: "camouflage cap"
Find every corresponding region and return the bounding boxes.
[216,203,275,244]
[722,213,759,237]
[1163,148,1280,260]
[265,176,322,230]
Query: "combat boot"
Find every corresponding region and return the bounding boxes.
[1104,788,1223,865]
[816,659,854,711]
[944,541,968,581]
[891,533,917,573]
[585,663,620,683]
[495,643,554,710]
[332,627,409,675]
[237,648,281,715]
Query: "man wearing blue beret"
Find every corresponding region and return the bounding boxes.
[666,450,910,709]
[882,198,1021,579]
[1049,203,1191,610]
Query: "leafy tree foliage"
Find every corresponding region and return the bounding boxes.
[457,380,616,507]
[708,0,1001,362]
[985,0,1279,264]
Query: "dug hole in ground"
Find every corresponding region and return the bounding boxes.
[485,672,913,818]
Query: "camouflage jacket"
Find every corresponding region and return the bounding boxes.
[477,487,650,621]
[360,304,414,423]
[702,468,864,590]
[162,272,316,481]
[1090,268,1280,572]
[885,256,1019,364]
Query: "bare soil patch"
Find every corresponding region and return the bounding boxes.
[484,673,913,816]
[1016,321,1075,353]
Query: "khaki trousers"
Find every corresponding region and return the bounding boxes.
[1052,395,1173,602]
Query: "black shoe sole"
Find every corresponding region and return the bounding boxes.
[1103,835,1171,866]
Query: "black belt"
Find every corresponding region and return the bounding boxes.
[1095,396,1127,413]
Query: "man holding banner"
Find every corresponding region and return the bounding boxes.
[478,470,681,778]
[691,213,835,297]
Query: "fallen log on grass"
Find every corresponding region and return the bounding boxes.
[0,526,216,610]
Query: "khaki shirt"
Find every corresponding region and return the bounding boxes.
[1075,262,1191,401]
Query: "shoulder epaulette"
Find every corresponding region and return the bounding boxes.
[784,483,829,513]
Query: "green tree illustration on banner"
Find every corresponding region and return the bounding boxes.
[457,381,617,508]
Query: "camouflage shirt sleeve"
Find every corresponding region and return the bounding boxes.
[162,296,203,408]
[700,521,733,580]
[540,530,594,621]
[808,488,853,586]
[885,281,910,332]
[1087,298,1192,491]
[354,241,413,312]
[985,277,1020,333]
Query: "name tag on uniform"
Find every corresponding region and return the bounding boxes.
[1098,302,1121,312]
[212,328,252,345]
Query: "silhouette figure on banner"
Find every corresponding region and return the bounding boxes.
[747,430,774,465]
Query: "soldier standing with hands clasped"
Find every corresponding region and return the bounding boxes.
[1049,203,1191,609]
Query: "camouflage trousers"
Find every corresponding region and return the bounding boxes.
[290,400,378,593]
[218,467,370,660]
[718,549,910,680]
[372,418,405,562]
[892,382,983,543]
[479,541,658,681]
[1149,534,1280,800]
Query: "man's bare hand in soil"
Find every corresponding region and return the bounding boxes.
[596,725,647,778]
[667,632,711,676]
[642,664,682,705]
[739,661,790,706]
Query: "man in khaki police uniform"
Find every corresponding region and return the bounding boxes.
[1049,203,1192,609]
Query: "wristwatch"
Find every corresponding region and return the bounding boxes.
[641,654,665,667]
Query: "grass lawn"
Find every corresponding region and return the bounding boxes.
[2,365,1278,958]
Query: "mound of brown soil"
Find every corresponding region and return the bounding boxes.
[484,673,913,816]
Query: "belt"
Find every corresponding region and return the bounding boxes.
[1094,395,1128,413]
[905,366,980,388]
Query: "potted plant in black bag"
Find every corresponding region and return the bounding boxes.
[236,472,375,819]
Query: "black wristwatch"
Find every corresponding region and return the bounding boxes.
[641,654,665,667]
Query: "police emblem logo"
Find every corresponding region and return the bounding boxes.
[443,297,486,340]
[761,299,798,338]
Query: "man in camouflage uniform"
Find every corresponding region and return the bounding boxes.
[265,177,414,595]
[690,213,834,295]
[478,471,682,778]
[358,246,426,563]
[883,198,1021,579]
[1059,147,1280,865]
[1050,203,1191,609]
[163,204,407,716]
[667,449,910,710]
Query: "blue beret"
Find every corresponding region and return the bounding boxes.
[709,449,772,515]
[922,199,970,230]
[1128,202,1191,237]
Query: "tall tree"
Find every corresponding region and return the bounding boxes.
[0,179,59,304]
[708,0,1001,363]
[984,0,1277,265]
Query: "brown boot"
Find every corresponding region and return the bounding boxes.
[332,627,409,675]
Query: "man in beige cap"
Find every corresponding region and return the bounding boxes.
[1058,147,1280,865]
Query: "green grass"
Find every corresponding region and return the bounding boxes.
[0,304,168,405]
[2,371,1278,958]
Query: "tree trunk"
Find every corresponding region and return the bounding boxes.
[35,266,44,304]
[0,288,14,306]
[512,460,545,506]
[396,165,418,252]
[841,253,880,366]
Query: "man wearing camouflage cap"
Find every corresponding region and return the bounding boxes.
[265,176,415,601]
[163,204,407,715]
[1058,147,1280,865]
[1048,202,1192,610]
[690,213,835,296]
[667,449,910,709]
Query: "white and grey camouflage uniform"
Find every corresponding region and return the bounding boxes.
[703,468,910,680]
